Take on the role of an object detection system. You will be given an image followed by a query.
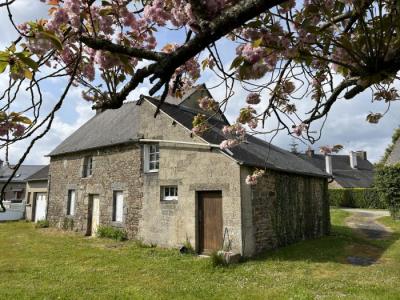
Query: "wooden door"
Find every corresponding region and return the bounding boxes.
[34,193,47,222]
[87,195,100,236]
[198,191,223,254]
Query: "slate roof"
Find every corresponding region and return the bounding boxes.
[298,153,374,188]
[386,138,400,165]
[145,97,327,178]
[49,92,328,178]
[26,165,49,181]
[49,102,141,156]
[0,165,47,183]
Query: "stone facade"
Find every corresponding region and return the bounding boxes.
[48,144,143,238]
[242,168,330,256]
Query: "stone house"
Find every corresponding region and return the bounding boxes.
[47,86,330,257]
[25,165,49,222]
[299,150,374,189]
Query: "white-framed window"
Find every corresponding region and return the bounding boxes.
[161,186,178,201]
[82,156,93,177]
[112,191,124,223]
[144,144,159,172]
[67,190,76,216]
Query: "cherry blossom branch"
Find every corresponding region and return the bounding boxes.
[80,36,166,61]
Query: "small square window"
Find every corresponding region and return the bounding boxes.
[161,186,178,201]
[144,144,159,172]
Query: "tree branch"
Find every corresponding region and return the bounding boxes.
[80,36,166,61]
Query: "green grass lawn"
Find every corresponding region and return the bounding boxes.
[0,209,399,300]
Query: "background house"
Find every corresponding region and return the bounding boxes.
[25,165,49,222]
[0,163,45,221]
[46,86,330,257]
[299,150,374,189]
[0,162,45,202]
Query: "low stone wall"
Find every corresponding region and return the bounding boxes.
[251,170,330,254]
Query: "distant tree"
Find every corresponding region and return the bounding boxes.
[1,0,400,210]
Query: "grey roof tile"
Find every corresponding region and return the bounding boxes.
[0,165,47,182]
[26,165,49,181]
[49,94,328,178]
[298,153,374,188]
[49,102,140,156]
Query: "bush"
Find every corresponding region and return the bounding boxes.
[375,164,400,219]
[210,251,228,267]
[329,188,385,209]
[180,238,195,255]
[35,220,49,228]
[96,226,127,241]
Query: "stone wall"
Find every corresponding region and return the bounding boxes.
[47,144,143,238]
[247,168,330,255]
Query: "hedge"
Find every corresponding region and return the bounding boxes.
[374,163,400,219]
[329,188,386,209]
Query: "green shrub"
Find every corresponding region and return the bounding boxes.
[375,164,400,219]
[210,251,228,267]
[35,220,49,228]
[96,226,127,241]
[329,188,385,209]
[180,238,195,255]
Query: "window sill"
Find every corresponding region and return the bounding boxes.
[160,200,178,205]
[144,170,159,175]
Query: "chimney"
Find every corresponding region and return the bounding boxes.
[325,155,333,175]
[356,151,367,160]
[306,149,314,157]
[349,151,358,169]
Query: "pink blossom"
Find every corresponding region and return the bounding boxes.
[292,123,308,136]
[246,93,261,105]
[219,139,239,149]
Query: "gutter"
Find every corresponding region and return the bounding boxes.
[139,139,220,148]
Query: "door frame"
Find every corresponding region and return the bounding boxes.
[196,190,223,254]
[86,194,100,236]
[34,192,47,222]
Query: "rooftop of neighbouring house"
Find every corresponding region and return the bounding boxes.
[26,165,49,182]
[298,150,374,188]
[49,85,328,178]
[0,164,47,183]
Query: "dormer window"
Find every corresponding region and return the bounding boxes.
[82,156,93,177]
[144,144,159,173]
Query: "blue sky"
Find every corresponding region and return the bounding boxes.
[0,1,399,165]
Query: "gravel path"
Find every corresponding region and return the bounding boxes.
[343,208,392,240]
